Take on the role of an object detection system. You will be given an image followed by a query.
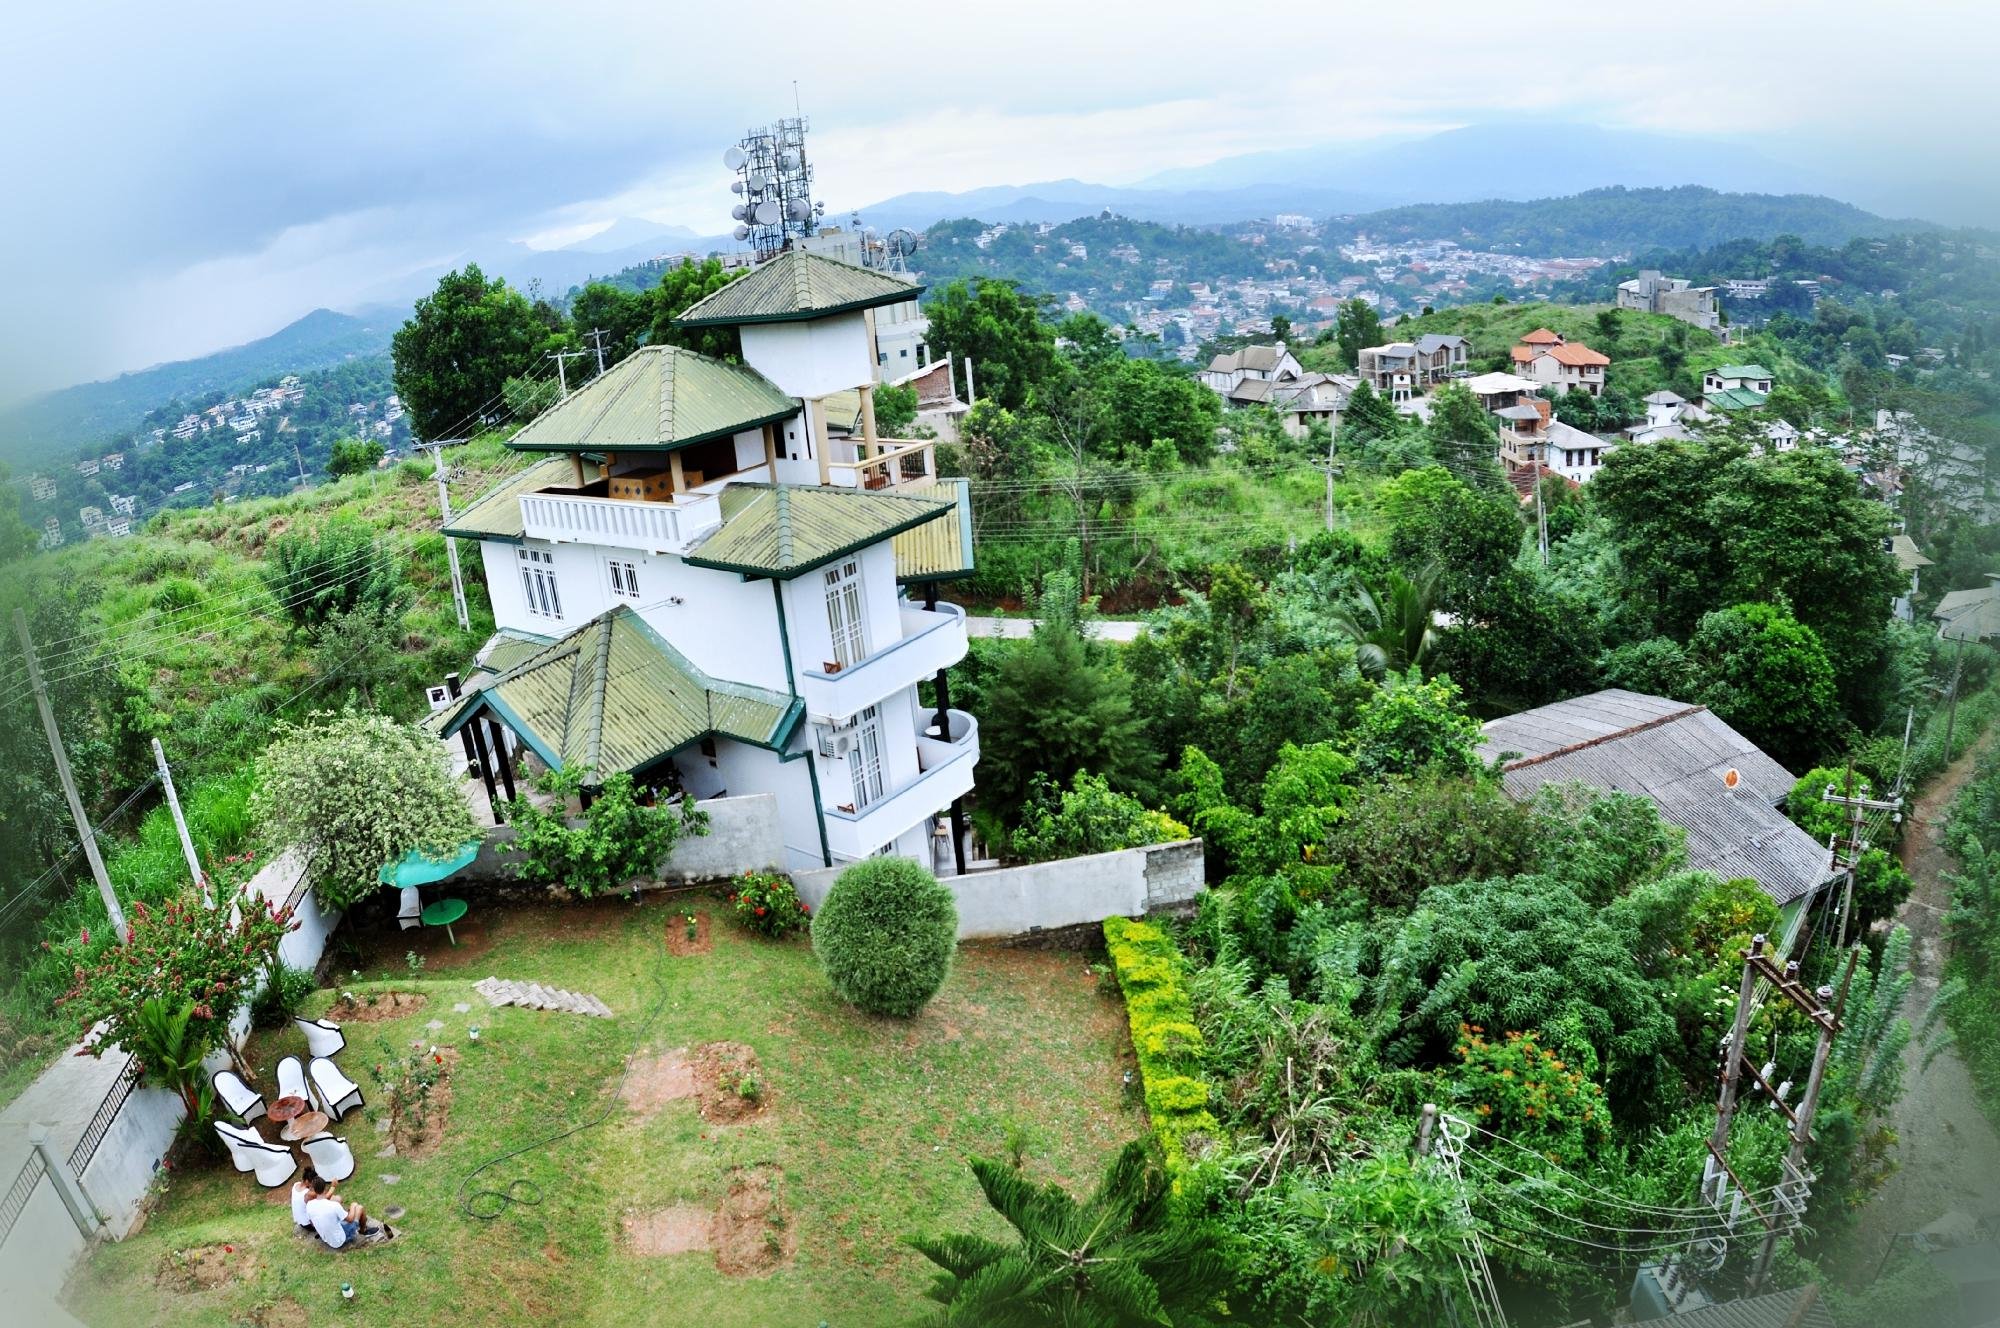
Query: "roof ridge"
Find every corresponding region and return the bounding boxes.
[581,612,615,775]
[774,485,794,565]
[657,345,677,442]
[1499,702,1708,772]
[792,250,813,307]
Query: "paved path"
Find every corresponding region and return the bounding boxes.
[1853,729,2000,1259]
[963,616,1144,643]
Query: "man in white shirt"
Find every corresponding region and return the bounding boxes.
[303,1175,370,1249]
[289,1168,322,1233]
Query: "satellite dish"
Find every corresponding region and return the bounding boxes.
[887,228,919,256]
[733,224,750,241]
[779,148,801,170]
[759,174,777,191]
[786,197,812,222]
[729,180,744,195]
[723,145,747,170]
[1722,768,1741,790]
[754,200,779,225]
[730,204,748,221]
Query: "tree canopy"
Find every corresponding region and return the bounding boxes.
[391,264,544,440]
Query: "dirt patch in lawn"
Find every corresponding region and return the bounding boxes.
[623,1204,713,1256]
[331,991,428,1023]
[713,1165,793,1277]
[692,1042,769,1123]
[620,1048,699,1118]
[665,911,712,956]
[250,1296,308,1328]
[155,1243,259,1292]
[386,1047,459,1159]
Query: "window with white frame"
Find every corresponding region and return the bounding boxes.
[823,558,868,668]
[607,558,640,599]
[517,547,563,619]
[849,704,886,810]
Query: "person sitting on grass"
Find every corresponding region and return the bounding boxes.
[289,1167,323,1234]
[303,1174,373,1249]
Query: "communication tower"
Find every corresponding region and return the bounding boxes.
[724,117,822,261]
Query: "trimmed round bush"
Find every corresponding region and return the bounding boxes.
[810,857,958,1017]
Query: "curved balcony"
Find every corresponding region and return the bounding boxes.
[800,601,968,723]
[823,710,979,861]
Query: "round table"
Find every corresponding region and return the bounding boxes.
[280,1109,329,1143]
[268,1095,309,1124]
[421,897,469,945]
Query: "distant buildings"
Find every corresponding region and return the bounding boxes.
[1200,342,1354,437]
[1202,343,1304,397]
[1616,269,1722,335]
[1355,335,1470,400]
[39,516,62,550]
[28,475,55,502]
[1509,329,1610,397]
[1698,364,1774,413]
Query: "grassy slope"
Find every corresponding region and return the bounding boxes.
[62,895,1144,1327]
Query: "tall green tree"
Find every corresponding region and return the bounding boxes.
[1334,299,1384,369]
[980,622,1155,818]
[911,1141,1236,1326]
[1686,601,1842,768]
[391,264,544,439]
[645,257,744,360]
[569,281,653,368]
[925,278,1057,411]
[1423,383,1506,492]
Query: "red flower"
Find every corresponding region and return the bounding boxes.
[754,906,767,916]
[79,928,90,945]
[433,1054,443,1065]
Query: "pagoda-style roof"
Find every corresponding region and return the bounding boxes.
[674,250,923,327]
[684,482,954,580]
[428,606,801,777]
[505,345,798,455]
[442,456,573,542]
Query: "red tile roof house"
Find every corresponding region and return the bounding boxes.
[1510,329,1611,396]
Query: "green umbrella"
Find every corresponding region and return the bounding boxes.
[377,838,483,888]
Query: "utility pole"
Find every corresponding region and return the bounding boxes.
[1822,767,1900,951]
[1942,629,1969,759]
[548,348,588,399]
[1323,430,1338,533]
[1534,471,1549,566]
[1750,950,1857,1292]
[586,328,611,376]
[428,443,471,632]
[153,738,207,907]
[13,609,128,942]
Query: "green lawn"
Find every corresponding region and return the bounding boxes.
[64,895,1143,1327]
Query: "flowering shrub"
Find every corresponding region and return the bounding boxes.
[1451,1027,1609,1169]
[727,870,809,937]
[58,887,294,1117]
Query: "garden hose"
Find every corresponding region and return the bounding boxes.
[455,973,672,1220]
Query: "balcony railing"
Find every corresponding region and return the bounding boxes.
[518,489,723,555]
[800,602,968,722]
[826,438,937,492]
[824,711,979,860]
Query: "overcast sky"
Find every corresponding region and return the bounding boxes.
[2,0,1995,403]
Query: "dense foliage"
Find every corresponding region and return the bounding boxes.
[810,857,958,1017]
[502,768,708,899]
[392,263,545,439]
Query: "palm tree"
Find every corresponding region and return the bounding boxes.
[1331,568,1440,681]
[910,1141,1236,1326]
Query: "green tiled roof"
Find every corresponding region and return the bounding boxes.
[477,629,558,676]
[685,483,954,580]
[675,250,923,327]
[505,345,798,454]
[432,606,801,777]
[1711,364,1773,380]
[1704,387,1769,411]
[442,456,574,542]
[893,478,977,583]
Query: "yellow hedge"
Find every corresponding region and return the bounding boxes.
[1103,915,1219,1172]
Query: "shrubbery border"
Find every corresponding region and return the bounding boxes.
[1103,915,1219,1172]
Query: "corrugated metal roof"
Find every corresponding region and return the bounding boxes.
[1937,582,2000,641]
[431,606,800,777]
[1890,534,1933,571]
[1482,690,1834,906]
[892,478,976,582]
[675,250,923,326]
[1634,1287,1833,1328]
[685,482,954,580]
[1705,387,1769,411]
[506,345,798,454]
[442,457,574,542]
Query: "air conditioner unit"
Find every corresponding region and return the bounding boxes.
[815,718,857,759]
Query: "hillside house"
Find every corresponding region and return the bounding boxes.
[1463,371,1542,414]
[1889,533,1932,621]
[433,250,980,875]
[28,475,55,501]
[1497,398,1615,485]
[1270,372,1357,438]
[1355,343,1420,399]
[1509,329,1610,396]
[1201,343,1303,397]
[1616,270,1722,334]
[1481,689,1838,914]
[1703,364,1774,396]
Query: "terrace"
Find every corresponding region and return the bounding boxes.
[59,894,1141,1326]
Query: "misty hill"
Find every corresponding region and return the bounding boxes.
[0,307,398,467]
[1342,185,1927,253]
[848,179,1389,233]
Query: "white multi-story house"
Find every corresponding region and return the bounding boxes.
[28,475,56,502]
[436,250,979,874]
[1509,330,1610,396]
[1201,343,1304,397]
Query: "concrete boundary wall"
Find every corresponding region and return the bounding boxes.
[456,793,784,890]
[791,839,1205,940]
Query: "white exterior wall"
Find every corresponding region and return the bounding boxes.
[777,543,905,685]
[635,560,789,694]
[872,299,928,378]
[0,1176,88,1317]
[741,314,872,399]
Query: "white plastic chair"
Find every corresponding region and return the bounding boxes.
[211,1069,265,1123]
[295,1017,346,1059]
[309,1056,364,1120]
[275,1055,309,1104]
[398,886,423,931]
[300,1132,356,1183]
[213,1122,296,1188]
